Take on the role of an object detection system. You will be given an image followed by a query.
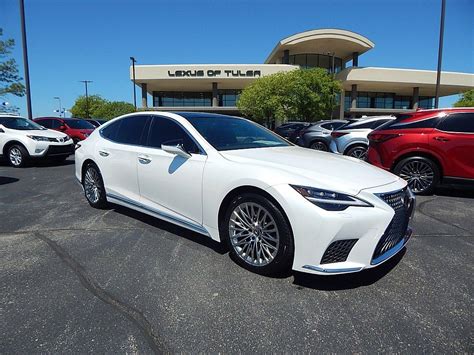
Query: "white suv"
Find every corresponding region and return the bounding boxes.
[0,114,74,167]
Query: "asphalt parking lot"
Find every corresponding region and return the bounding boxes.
[1,157,473,353]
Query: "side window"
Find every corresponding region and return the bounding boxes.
[147,117,200,154]
[51,119,62,129]
[101,120,121,141]
[114,116,150,145]
[369,119,391,129]
[320,123,334,130]
[37,119,51,128]
[437,113,474,133]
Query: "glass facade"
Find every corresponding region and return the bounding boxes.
[343,91,434,110]
[288,53,343,73]
[218,90,241,107]
[153,91,212,107]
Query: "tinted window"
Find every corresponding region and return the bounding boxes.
[147,117,200,153]
[437,113,474,133]
[383,117,439,130]
[345,119,391,130]
[0,117,46,130]
[321,122,345,130]
[114,116,150,145]
[36,119,52,128]
[64,120,95,129]
[51,119,62,129]
[186,115,290,151]
[101,120,121,141]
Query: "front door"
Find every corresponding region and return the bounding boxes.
[137,116,207,226]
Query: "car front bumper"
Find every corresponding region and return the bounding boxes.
[267,180,415,275]
[29,142,75,158]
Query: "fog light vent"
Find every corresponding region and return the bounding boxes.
[321,239,358,264]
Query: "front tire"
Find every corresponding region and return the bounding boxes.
[7,145,28,168]
[221,193,294,276]
[83,163,108,208]
[394,156,440,195]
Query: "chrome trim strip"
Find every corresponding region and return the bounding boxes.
[371,227,412,265]
[302,265,363,274]
[107,193,209,236]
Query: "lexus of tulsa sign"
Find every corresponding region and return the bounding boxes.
[168,69,262,78]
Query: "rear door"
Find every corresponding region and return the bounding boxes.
[429,112,474,178]
[96,115,151,201]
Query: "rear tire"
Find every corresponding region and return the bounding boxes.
[394,156,440,195]
[309,140,328,151]
[7,144,28,168]
[346,145,368,160]
[82,163,108,208]
[221,193,294,276]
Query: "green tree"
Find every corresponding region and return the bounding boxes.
[70,95,107,118]
[93,101,136,119]
[237,68,341,125]
[0,28,25,112]
[453,89,474,107]
[70,95,135,119]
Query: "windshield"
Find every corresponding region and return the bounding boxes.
[0,116,46,130]
[186,115,291,151]
[65,120,95,129]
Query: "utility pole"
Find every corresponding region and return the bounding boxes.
[434,0,446,108]
[54,97,62,117]
[130,57,137,110]
[19,0,32,119]
[79,80,93,118]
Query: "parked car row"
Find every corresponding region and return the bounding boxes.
[275,108,474,194]
[0,115,107,167]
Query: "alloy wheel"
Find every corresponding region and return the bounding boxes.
[349,147,367,160]
[228,202,280,266]
[9,147,22,166]
[84,167,102,204]
[310,141,327,151]
[399,160,434,193]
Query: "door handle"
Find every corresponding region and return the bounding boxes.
[433,136,450,142]
[138,155,151,164]
[98,150,109,157]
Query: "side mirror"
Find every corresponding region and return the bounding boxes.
[59,125,67,131]
[161,144,191,159]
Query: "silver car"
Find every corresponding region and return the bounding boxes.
[295,119,348,151]
[329,116,395,159]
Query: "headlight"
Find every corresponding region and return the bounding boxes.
[291,185,373,211]
[64,135,71,141]
[83,133,89,137]
[27,135,50,142]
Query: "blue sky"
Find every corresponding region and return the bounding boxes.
[1,0,473,117]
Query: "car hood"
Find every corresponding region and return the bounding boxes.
[8,128,68,139]
[220,146,400,195]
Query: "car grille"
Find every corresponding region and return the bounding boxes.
[372,188,410,263]
[46,144,74,155]
[321,239,358,264]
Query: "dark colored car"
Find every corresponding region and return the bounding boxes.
[296,119,347,151]
[85,119,107,127]
[367,108,474,194]
[34,117,95,143]
[274,122,311,142]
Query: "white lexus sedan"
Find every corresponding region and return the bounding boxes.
[75,112,415,276]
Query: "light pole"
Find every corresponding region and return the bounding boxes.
[79,80,93,118]
[434,0,446,108]
[19,0,32,119]
[54,96,62,117]
[130,57,137,110]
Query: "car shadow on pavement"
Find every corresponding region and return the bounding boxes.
[0,158,75,168]
[0,176,19,185]
[111,204,228,255]
[435,184,474,198]
[292,248,405,291]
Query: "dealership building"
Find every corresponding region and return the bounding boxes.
[130,28,474,119]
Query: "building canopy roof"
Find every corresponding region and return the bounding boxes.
[264,28,375,64]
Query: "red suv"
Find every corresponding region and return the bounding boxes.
[34,117,95,144]
[367,108,474,194]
